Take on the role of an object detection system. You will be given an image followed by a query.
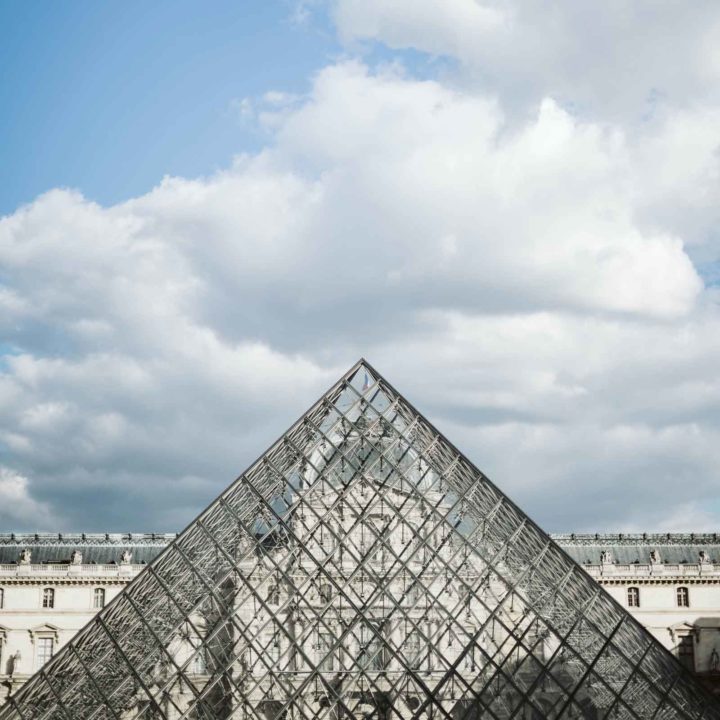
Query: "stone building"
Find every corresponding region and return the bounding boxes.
[0,534,174,705]
[559,534,720,694]
[2,532,719,706]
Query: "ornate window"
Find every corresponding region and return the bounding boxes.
[42,588,55,609]
[627,587,640,608]
[36,637,54,669]
[676,586,690,608]
[93,588,106,609]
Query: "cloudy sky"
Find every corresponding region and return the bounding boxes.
[2,1,720,534]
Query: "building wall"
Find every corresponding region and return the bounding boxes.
[558,533,720,693]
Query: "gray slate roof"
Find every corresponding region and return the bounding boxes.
[0,533,176,565]
[552,533,720,565]
[1,532,718,566]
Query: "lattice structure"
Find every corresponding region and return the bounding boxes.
[2,360,718,720]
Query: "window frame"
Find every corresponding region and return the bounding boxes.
[93,588,106,609]
[35,636,54,669]
[42,587,55,609]
[627,586,640,608]
[676,586,690,608]
[677,633,695,672]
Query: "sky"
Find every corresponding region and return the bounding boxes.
[1,1,720,534]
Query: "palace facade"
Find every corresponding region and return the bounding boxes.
[2,531,719,706]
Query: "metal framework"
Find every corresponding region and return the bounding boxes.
[2,360,718,720]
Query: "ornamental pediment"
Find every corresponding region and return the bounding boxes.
[28,623,60,641]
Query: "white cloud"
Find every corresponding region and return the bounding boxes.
[332,1,720,119]
[332,1,720,258]
[0,467,56,527]
[1,13,720,532]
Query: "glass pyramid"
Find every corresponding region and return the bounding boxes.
[3,360,718,720]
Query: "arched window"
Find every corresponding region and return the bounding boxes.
[42,588,55,609]
[93,588,106,609]
[0,587,4,609]
[627,587,640,608]
[676,586,690,608]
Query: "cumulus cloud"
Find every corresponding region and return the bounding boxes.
[0,467,56,527]
[332,1,720,119]
[332,1,720,258]
[1,5,720,532]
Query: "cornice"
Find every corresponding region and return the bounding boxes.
[0,533,176,547]
[597,577,720,585]
[552,533,720,546]
[0,565,143,584]
[0,578,132,586]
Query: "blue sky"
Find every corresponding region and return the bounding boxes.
[0,1,340,214]
[1,1,720,533]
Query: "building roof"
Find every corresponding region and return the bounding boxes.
[2,531,718,565]
[0,533,176,565]
[553,533,720,565]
